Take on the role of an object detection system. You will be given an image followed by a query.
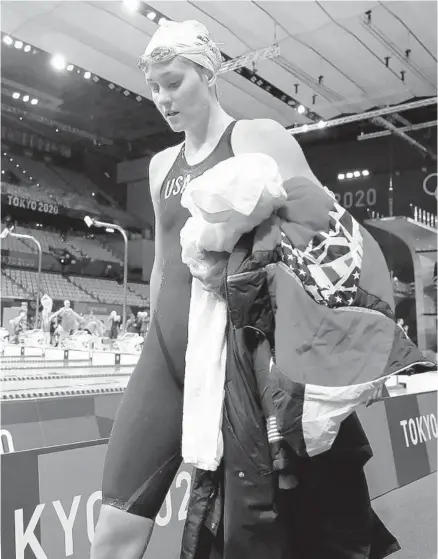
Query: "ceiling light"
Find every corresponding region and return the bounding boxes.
[66,64,74,71]
[124,90,130,96]
[84,71,91,79]
[108,83,115,90]
[353,171,361,177]
[302,124,309,132]
[147,11,156,20]
[14,40,23,49]
[338,174,345,180]
[317,120,326,128]
[30,98,38,105]
[92,192,95,196]
[158,17,168,25]
[92,76,99,83]
[51,55,66,71]
[362,169,370,176]
[56,128,59,132]
[123,0,140,11]
[23,170,26,174]
[12,92,20,99]
[297,105,306,114]
[136,95,142,102]
[19,117,23,121]
[24,44,32,53]
[346,172,353,179]
[1,170,4,174]
[3,36,13,46]
[16,164,19,167]
[22,95,29,102]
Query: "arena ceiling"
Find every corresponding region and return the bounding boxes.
[1,1,437,160]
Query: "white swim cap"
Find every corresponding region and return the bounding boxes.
[138,20,222,76]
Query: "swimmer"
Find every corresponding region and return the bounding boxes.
[90,20,321,559]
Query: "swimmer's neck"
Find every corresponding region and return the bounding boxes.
[183,101,234,156]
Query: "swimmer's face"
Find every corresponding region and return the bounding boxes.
[146,57,212,133]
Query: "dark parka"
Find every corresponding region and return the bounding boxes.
[180,181,433,559]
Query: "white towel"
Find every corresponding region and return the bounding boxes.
[182,279,227,470]
[180,153,286,471]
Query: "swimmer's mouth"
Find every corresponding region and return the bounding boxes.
[166,111,179,117]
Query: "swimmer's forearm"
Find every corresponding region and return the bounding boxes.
[149,264,162,316]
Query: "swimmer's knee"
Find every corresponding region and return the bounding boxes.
[90,505,154,559]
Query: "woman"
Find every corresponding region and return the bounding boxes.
[91,20,321,559]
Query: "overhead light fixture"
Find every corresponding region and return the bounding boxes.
[338,174,345,180]
[123,0,140,11]
[30,98,38,105]
[92,192,95,196]
[19,117,23,121]
[3,36,13,46]
[106,227,115,233]
[84,71,91,79]
[158,17,168,25]
[22,95,29,102]
[1,170,4,175]
[136,95,142,102]
[346,172,353,179]
[147,11,156,20]
[51,55,66,71]
[92,76,99,83]
[55,128,59,132]
[108,83,115,90]
[353,171,361,178]
[317,120,326,128]
[16,164,19,168]
[302,124,309,132]
[12,92,20,99]
[84,215,94,228]
[14,40,23,49]
[123,90,130,96]
[24,44,32,53]
[297,105,306,114]
[362,169,370,176]
[67,64,74,71]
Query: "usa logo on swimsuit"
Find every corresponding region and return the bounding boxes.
[163,173,192,199]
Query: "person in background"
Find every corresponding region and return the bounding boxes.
[125,313,138,333]
[9,310,27,344]
[40,294,53,346]
[50,300,82,344]
[107,311,121,347]
[138,311,150,337]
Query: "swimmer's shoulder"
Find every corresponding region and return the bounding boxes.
[231,118,298,153]
[149,142,184,200]
[231,118,322,186]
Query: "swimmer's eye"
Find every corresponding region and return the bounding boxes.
[168,81,181,89]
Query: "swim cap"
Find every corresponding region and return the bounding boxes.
[138,20,222,76]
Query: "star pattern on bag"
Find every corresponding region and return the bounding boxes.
[280,202,363,307]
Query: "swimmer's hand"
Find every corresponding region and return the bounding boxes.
[190,250,229,297]
[365,384,385,407]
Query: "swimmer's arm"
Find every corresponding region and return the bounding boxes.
[232,118,323,188]
[148,154,164,316]
[148,144,182,315]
